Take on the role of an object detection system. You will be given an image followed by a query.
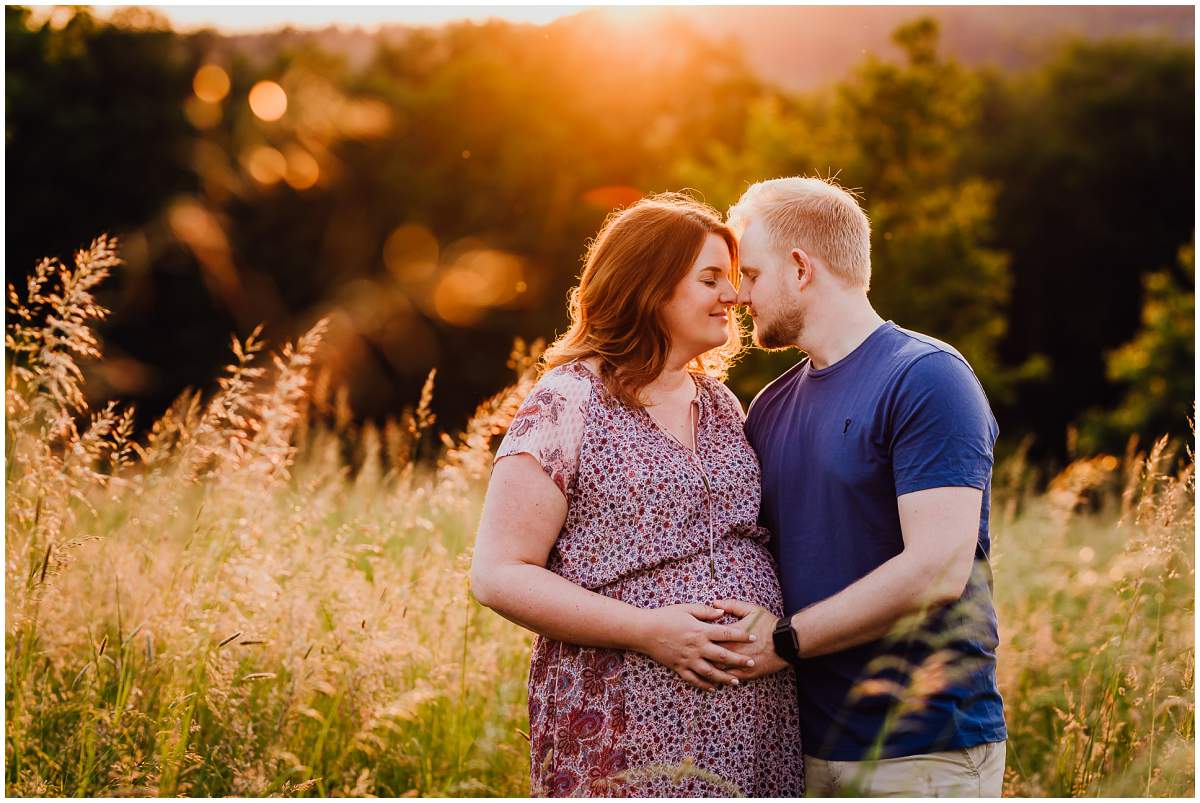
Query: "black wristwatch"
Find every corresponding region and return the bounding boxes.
[772,613,801,665]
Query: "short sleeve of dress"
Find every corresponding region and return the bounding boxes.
[493,364,592,500]
[708,378,746,422]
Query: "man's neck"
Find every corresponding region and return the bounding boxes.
[797,295,885,370]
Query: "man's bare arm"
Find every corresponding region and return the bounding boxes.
[717,485,983,678]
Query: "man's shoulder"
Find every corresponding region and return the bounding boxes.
[881,328,998,439]
[881,325,970,369]
[745,355,809,426]
[876,325,987,395]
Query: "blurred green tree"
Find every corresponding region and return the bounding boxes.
[4,8,1192,460]
[972,36,1194,455]
[678,19,1021,405]
[5,6,195,273]
[834,19,1020,399]
[308,13,765,420]
[1079,241,1195,453]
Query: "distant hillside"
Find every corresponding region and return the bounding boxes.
[673,5,1194,88]
[207,5,1193,90]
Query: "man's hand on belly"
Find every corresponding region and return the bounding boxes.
[712,599,790,680]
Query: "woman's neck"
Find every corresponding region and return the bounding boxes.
[643,351,696,399]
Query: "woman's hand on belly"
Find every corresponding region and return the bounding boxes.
[631,603,759,692]
[712,598,791,680]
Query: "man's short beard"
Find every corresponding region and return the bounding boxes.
[754,302,805,351]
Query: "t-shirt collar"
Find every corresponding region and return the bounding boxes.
[806,320,895,379]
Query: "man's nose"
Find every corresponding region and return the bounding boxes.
[735,284,752,307]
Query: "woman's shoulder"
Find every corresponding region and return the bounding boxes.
[694,372,746,421]
[537,360,597,401]
[501,363,595,448]
[512,361,596,427]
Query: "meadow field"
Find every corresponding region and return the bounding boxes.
[5,240,1194,797]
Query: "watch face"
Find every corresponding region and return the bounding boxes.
[773,619,798,664]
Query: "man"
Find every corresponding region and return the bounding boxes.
[715,176,1007,796]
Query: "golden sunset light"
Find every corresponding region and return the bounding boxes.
[248,80,288,121]
[139,5,585,33]
[6,3,1193,798]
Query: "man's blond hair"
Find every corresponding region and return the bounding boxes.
[728,176,872,289]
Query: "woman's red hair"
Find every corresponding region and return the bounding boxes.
[542,192,744,408]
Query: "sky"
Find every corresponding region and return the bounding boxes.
[100,5,591,33]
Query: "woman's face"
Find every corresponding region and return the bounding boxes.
[659,233,738,360]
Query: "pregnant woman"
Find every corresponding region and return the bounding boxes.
[470,193,803,796]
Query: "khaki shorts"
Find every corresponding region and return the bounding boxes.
[804,740,1006,797]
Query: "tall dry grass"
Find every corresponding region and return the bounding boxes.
[991,436,1194,796]
[834,434,1194,797]
[4,238,1194,796]
[6,238,538,795]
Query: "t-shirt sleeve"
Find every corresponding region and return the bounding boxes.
[493,366,591,500]
[890,351,999,497]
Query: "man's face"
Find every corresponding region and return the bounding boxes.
[735,218,805,350]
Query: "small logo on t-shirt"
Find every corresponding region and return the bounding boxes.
[843,418,852,434]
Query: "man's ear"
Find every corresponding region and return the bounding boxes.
[791,248,814,290]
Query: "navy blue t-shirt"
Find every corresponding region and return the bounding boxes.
[744,321,1006,761]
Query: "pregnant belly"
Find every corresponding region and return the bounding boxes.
[609,537,785,618]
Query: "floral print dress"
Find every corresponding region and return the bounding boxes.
[493,361,803,797]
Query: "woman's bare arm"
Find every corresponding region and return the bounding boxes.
[470,453,756,690]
